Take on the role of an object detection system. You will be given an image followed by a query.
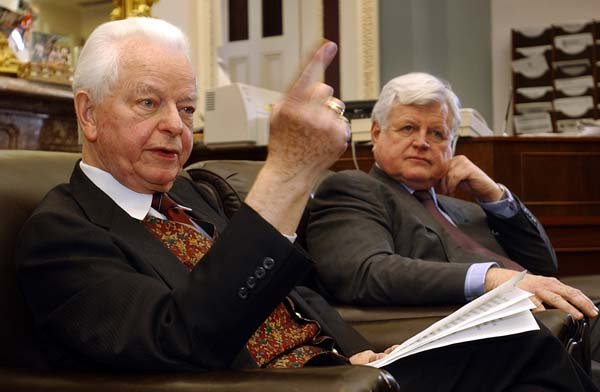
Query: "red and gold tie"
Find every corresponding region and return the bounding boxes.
[143,193,213,270]
[143,192,339,368]
[151,192,197,227]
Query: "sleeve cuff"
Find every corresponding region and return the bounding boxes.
[479,184,518,219]
[465,262,499,301]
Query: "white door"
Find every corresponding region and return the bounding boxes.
[219,0,300,92]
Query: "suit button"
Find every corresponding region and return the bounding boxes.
[262,257,275,270]
[246,276,257,289]
[238,287,249,300]
[254,266,266,279]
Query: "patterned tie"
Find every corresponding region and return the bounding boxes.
[413,190,525,271]
[144,193,214,270]
[151,193,197,228]
[143,193,339,368]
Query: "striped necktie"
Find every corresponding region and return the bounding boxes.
[414,190,525,271]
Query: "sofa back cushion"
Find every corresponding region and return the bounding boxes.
[0,150,80,367]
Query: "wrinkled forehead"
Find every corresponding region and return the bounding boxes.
[386,102,451,125]
[117,37,188,66]
[114,39,196,94]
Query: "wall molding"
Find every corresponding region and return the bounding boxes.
[339,0,380,100]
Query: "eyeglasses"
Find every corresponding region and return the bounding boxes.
[390,125,450,144]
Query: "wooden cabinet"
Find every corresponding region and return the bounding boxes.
[454,137,600,276]
[190,136,600,276]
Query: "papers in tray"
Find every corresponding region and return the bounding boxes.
[368,270,539,368]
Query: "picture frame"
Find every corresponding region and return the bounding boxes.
[30,31,71,67]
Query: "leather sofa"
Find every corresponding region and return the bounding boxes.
[186,159,599,373]
[0,150,398,392]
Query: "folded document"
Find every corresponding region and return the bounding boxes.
[369,271,538,368]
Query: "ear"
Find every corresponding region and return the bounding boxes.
[74,91,98,142]
[371,121,381,145]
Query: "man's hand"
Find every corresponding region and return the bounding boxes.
[267,41,349,178]
[349,350,386,365]
[485,268,599,320]
[245,41,349,235]
[436,155,503,202]
[349,345,398,365]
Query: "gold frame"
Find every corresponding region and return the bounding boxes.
[0,32,19,75]
[111,0,157,20]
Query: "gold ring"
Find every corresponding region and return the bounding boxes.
[325,98,345,117]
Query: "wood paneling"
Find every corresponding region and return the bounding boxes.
[541,216,600,276]
[441,136,600,276]
[522,152,600,202]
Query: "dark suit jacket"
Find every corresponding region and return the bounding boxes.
[306,166,557,306]
[16,163,371,372]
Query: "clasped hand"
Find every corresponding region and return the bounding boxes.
[436,155,503,202]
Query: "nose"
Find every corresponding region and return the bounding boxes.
[411,127,429,148]
[158,102,184,135]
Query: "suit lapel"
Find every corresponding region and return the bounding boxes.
[69,163,189,289]
[368,165,467,262]
[167,178,228,237]
[438,196,469,225]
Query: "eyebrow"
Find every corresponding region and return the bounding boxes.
[132,82,198,102]
[389,117,448,131]
[132,82,160,96]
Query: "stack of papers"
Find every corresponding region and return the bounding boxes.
[369,271,538,368]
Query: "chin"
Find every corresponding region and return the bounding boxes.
[145,173,177,193]
[151,181,175,193]
[402,176,433,190]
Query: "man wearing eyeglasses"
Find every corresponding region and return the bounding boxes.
[306,72,598,327]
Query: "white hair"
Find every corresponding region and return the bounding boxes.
[72,17,191,103]
[371,72,461,136]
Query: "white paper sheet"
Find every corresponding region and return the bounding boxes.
[368,271,539,368]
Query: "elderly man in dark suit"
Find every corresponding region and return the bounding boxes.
[306,72,600,372]
[16,17,599,391]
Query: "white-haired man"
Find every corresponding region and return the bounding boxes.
[16,19,599,391]
[307,72,599,380]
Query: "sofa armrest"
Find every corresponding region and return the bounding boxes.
[537,310,591,375]
[336,305,591,373]
[0,365,399,392]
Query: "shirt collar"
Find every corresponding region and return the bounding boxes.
[374,163,440,206]
[400,183,441,205]
[79,161,153,220]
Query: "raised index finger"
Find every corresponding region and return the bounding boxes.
[287,41,338,101]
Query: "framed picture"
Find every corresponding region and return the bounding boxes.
[30,31,71,67]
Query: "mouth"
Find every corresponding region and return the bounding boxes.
[150,147,180,159]
[406,156,430,164]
